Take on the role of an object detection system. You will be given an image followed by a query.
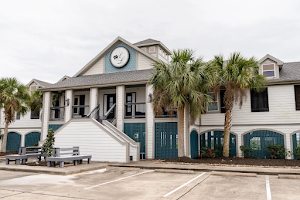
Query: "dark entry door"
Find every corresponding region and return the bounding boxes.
[126,93,132,116]
[79,95,85,116]
[107,94,116,119]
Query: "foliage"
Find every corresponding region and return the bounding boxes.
[149,49,210,157]
[266,143,285,159]
[240,145,253,158]
[199,146,216,158]
[214,144,224,157]
[209,52,267,157]
[0,77,31,152]
[42,129,55,157]
[29,90,43,115]
[293,147,300,160]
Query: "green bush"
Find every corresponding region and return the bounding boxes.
[214,144,223,157]
[199,146,216,158]
[42,129,55,157]
[266,143,285,159]
[293,146,300,160]
[240,145,253,158]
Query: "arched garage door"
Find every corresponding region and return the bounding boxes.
[200,131,236,157]
[190,130,198,159]
[292,132,300,159]
[25,132,41,147]
[6,132,21,151]
[244,130,284,159]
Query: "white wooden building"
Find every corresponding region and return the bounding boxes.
[1,37,300,161]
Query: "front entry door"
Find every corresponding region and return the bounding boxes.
[107,94,116,120]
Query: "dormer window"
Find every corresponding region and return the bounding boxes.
[149,46,155,53]
[262,64,275,77]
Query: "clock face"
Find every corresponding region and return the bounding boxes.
[110,47,130,68]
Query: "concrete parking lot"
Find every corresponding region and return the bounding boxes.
[0,168,299,200]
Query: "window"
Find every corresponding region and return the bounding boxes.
[16,112,20,120]
[149,46,155,53]
[30,85,37,91]
[207,92,218,111]
[251,88,269,112]
[294,85,300,110]
[31,108,40,119]
[73,97,79,114]
[262,64,275,77]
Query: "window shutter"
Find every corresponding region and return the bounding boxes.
[294,85,300,110]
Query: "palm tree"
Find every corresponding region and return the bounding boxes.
[209,52,266,157]
[0,78,31,152]
[29,90,43,118]
[149,49,210,157]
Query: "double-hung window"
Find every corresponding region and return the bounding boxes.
[262,64,275,77]
[207,92,218,112]
[251,88,269,112]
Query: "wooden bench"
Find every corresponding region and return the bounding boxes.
[5,146,45,165]
[46,147,92,168]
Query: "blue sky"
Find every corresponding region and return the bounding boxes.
[1,0,300,84]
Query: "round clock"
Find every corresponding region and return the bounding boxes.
[110,47,130,68]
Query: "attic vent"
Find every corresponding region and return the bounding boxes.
[30,86,37,91]
[149,46,155,53]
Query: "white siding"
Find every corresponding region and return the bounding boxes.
[137,52,154,70]
[54,119,128,162]
[82,57,104,76]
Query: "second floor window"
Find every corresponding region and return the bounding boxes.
[294,85,300,110]
[251,88,269,112]
[207,93,218,111]
[31,108,40,119]
[16,112,20,120]
[262,64,275,77]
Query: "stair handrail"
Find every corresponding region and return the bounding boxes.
[104,103,116,118]
[86,104,100,119]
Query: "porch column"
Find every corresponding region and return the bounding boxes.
[184,106,190,157]
[116,85,125,131]
[90,88,99,111]
[64,89,74,123]
[286,134,292,159]
[146,84,154,159]
[237,134,243,157]
[21,134,25,147]
[41,91,51,141]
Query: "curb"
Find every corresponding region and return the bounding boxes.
[278,174,300,179]
[211,171,257,177]
[155,169,195,174]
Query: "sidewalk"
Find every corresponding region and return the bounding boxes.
[108,160,300,176]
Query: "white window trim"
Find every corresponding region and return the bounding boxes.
[207,92,219,112]
[149,46,156,53]
[262,63,276,78]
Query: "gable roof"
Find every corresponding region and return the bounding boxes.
[39,69,154,91]
[73,36,160,77]
[27,79,52,88]
[133,38,172,55]
[259,54,284,69]
[58,75,70,82]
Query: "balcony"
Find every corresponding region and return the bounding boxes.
[72,105,89,118]
[155,109,177,118]
[50,107,65,121]
[125,102,146,119]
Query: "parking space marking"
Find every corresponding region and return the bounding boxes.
[84,170,154,190]
[163,172,206,197]
[266,175,272,200]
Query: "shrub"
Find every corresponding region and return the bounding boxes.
[199,146,216,158]
[293,146,300,160]
[240,145,253,158]
[266,143,285,159]
[42,129,55,157]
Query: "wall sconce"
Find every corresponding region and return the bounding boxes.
[148,93,152,103]
[65,98,70,106]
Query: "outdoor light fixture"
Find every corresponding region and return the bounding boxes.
[148,93,152,103]
[65,98,70,106]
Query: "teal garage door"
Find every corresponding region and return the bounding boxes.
[25,132,41,147]
[190,130,198,159]
[200,131,236,157]
[292,132,300,159]
[155,122,178,159]
[124,123,146,159]
[244,130,284,159]
[6,132,21,151]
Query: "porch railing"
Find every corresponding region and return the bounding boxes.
[50,107,65,121]
[155,109,177,118]
[124,102,146,119]
[72,105,89,118]
[87,104,100,121]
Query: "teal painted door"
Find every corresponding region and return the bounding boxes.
[190,130,198,159]
[124,123,146,159]
[48,124,63,132]
[292,132,299,159]
[200,131,236,157]
[6,132,21,151]
[244,130,284,159]
[25,132,41,147]
[155,122,178,159]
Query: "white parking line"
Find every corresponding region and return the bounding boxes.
[266,175,272,200]
[84,170,154,190]
[163,172,206,197]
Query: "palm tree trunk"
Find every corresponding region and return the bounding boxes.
[178,107,185,157]
[1,122,8,153]
[223,105,233,157]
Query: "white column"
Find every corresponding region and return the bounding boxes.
[146,84,154,159]
[64,89,74,123]
[184,106,190,157]
[237,134,243,157]
[285,134,292,159]
[90,88,99,111]
[116,85,125,131]
[21,134,25,147]
[41,91,51,141]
